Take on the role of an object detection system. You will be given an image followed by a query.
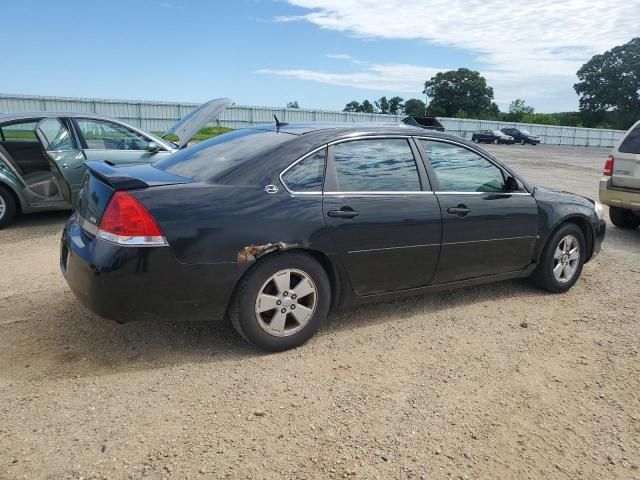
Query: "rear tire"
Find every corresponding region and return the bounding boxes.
[609,206,640,229]
[229,252,331,351]
[520,139,526,145]
[530,223,585,293]
[0,185,17,229]
[493,138,499,144]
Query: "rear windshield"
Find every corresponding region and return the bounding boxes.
[154,128,292,182]
[619,124,640,154]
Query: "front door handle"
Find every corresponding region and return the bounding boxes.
[328,207,359,219]
[447,205,471,217]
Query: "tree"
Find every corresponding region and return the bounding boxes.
[360,100,375,113]
[403,98,425,116]
[507,98,535,122]
[343,100,361,112]
[286,101,300,109]
[388,96,404,115]
[574,37,640,130]
[423,68,495,118]
[375,96,390,114]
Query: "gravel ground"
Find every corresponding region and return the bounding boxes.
[1,144,639,480]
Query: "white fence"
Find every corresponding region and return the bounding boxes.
[0,93,626,147]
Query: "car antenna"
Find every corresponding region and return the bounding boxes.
[274,114,288,132]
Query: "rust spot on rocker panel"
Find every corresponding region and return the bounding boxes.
[237,242,293,263]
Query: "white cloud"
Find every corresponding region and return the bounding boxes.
[258,63,442,92]
[266,0,639,110]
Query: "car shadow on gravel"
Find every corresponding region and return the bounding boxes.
[1,278,545,382]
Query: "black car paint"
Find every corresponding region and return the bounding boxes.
[61,124,605,323]
[501,128,540,145]
[471,130,514,145]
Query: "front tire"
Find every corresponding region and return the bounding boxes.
[493,138,499,144]
[229,252,331,351]
[530,223,585,293]
[0,185,17,229]
[520,139,526,145]
[609,206,640,229]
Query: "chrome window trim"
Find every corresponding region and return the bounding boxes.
[414,136,533,195]
[433,191,531,195]
[278,145,327,195]
[324,191,432,195]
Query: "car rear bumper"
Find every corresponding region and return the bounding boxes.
[599,177,640,212]
[60,212,242,323]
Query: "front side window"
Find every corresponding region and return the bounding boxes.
[333,138,421,192]
[420,140,505,193]
[281,149,326,192]
[76,119,149,150]
[0,120,39,142]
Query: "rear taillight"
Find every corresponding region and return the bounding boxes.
[97,191,167,246]
[603,155,614,176]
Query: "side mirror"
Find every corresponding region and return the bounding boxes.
[147,141,161,153]
[505,175,522,192]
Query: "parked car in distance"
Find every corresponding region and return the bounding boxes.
[471,130,514,145]
[0,99,232,228]
[599,119,640,229]
[61,123,605,352]
[501,127,541,145]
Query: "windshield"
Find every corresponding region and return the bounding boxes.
[520,129,531,135]
[493,130,505,136]
[154,128,293,182]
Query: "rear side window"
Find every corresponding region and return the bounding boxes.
[0,121,38,141]
[619,124,640,154]
[281,149,325,192]
[332,139,421,192]
[155,129,292,182]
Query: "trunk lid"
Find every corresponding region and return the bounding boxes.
[611,121,640,190]
[163,98,233,148]
[77,161,192,229]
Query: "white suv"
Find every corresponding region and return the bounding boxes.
[599,120,640,229]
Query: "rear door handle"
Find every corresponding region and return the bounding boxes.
[447,205,471,217]
[328,208,359,219]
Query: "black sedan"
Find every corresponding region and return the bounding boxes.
[471,129,515,144]
[61,123,605,351]
[501,127,541,145]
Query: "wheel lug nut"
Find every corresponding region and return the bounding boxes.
[283,292,288,297]
[291,294,297,299]
[281,308,286,313]
[276,300,281,305]
[291,304,296,309]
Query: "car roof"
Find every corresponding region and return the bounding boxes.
[0,111,134,123]
[246,122,457,139]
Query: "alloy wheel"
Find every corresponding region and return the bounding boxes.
[552,235,580,283]
[0,194,5,220]
[254,268,318,337]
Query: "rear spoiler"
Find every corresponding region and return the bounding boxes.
[85,161,192,190]
[85,161,149,190]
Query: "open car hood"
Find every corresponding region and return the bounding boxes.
[163,98,233,148]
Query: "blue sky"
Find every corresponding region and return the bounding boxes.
[1,0,636,112]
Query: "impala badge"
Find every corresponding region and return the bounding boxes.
[264,185,278,194]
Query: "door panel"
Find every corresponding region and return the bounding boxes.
[434,193,538,283]
[417,139,539,284]
[35,118,83,202]
[323,137,442,296]
[324,193,442,295]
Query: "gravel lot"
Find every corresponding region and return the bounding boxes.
[1,144,639,480]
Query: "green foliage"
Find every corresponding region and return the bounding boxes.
[374,96,390,114]
[343,100,361,112]
[388,96,404,115]
[286,101,300,109]
[574,37,640,130]
[423,68,495,118]
[360,100,375,113]
[507,99,535,122]
[403,98,425,116]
